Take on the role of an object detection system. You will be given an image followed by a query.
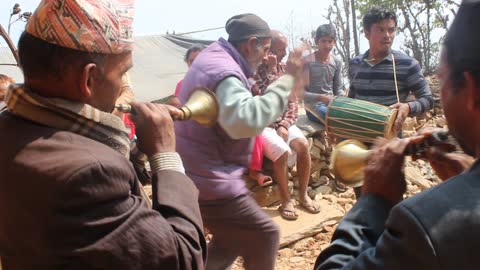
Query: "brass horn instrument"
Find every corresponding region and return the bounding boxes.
[331,131,455,187]
[330,140,370,187]
[116,87,219,127]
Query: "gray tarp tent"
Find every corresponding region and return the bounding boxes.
[0,34,214,102]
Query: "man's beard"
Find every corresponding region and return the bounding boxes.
[250,58,262,71]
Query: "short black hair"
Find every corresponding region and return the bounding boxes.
[184,44,205,63]
[444,44,480,89]
[363,6,397,32]
[315,24,337,42]
[18,32,106,80]
[443,0,480,89]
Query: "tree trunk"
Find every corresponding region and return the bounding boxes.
[426,0,432,75]
[351,0,360,56]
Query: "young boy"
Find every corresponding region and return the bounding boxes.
[303,24,345,123]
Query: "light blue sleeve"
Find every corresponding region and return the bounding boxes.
[216,75,294,139]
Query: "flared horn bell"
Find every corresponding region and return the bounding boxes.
[331,140,371,187]
[177,87,219,127]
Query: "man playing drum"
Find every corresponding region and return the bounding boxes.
[348,7,434,134]
[315,1,480,268]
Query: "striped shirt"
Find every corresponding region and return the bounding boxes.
[348,50,434,115]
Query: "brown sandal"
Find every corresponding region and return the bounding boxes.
[278,203,299,221]
[299,201,321,214]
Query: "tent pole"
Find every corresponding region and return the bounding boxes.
[0,24,20,67]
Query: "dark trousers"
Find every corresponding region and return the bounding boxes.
[200,194,279,270]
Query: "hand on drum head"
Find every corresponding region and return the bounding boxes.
[317,94,333,106]
[390,102,410,134]
[362,137,420,204]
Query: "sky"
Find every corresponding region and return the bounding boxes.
[1,0,386,53]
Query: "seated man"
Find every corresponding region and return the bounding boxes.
[253,30,320,221]
[0,0,206,269]
[303,24,345,123]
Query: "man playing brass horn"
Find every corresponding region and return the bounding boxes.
[315,1,480,269]
[0,0,206,268]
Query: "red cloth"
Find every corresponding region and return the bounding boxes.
[249,136,263,171]
[174,80,183,97]
[123,114,136,139]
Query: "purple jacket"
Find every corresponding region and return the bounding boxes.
[176,38,255,201]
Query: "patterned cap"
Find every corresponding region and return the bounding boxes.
[26,0,135,54]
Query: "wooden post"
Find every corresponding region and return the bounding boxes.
[0,24,20,66]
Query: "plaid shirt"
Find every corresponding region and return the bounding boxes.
[252,58,299,130]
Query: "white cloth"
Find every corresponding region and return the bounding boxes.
[261,125,306,166]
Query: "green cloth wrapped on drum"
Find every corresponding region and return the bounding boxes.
[325,96,398,143]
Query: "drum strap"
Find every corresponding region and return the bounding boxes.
[392,53,401,104]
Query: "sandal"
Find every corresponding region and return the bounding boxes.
[333,179,348,193]
[299,200,321,214]
[278,202,299,221]
[249,170,273,187]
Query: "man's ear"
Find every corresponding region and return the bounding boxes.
[80,63,99,99]
[365,30,371,41]
[246,37,258,53]
[464,71,480,111]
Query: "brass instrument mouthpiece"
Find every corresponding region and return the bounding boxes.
[115,104,135,114]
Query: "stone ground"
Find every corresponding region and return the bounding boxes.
[231,157,443,270]
[228,76,448,269]
[143,77,450,270]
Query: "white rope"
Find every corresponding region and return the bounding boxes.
[392,53,401,104]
